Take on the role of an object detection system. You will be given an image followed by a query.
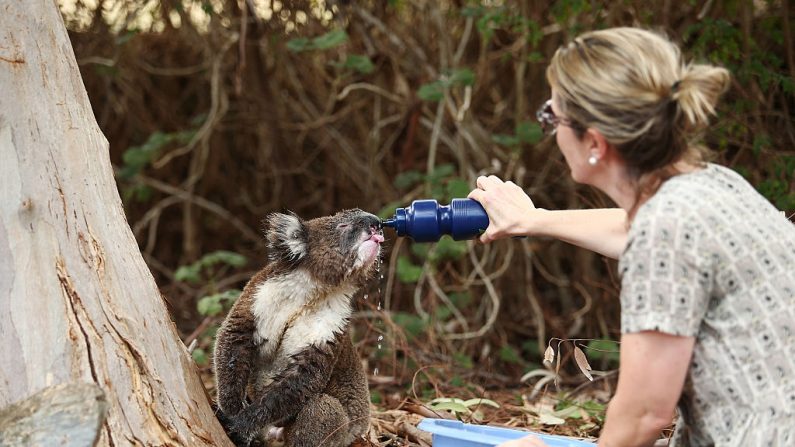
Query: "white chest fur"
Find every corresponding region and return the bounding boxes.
[251,269,355,360]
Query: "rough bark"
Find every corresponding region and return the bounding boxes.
[0,1,230,445]
[0,383,106,446]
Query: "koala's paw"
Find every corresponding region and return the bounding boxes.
[229,408,269,446]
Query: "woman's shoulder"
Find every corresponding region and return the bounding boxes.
[639,163,756,217]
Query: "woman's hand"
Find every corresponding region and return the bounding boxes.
[497,435,550,447]
[467,175,541,243]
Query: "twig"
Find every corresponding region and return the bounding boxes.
[337,82,405,103]
[444,242,501,340]
[134,174,262,243]
[522,239,547,359]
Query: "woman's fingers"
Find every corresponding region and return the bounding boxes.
[476,175,504,190]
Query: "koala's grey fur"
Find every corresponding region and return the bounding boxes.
[213,209,383,447]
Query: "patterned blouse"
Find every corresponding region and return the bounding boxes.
[618,163,795,446]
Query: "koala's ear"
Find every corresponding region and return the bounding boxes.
[265,212,308,263]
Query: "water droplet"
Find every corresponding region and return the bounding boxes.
[373,367,379,376]
[363,294,368,300]
[377,302,382,311]
[377,335,384,341]
[380,274,384,280]
[377,343,382,350]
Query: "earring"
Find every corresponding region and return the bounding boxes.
[588,155,598,166]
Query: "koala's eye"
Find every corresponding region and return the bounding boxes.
[336,223,349,230]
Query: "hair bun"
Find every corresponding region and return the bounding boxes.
[673,64,731,129]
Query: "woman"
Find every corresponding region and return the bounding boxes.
[468,27,795,446]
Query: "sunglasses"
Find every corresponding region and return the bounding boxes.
[536,99,581,134]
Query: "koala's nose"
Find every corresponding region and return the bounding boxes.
[359,212,381,231]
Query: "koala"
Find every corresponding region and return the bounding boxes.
[213,209,384,447]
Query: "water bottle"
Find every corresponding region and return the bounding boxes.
[381,199,490,242]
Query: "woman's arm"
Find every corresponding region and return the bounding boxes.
[598,331,694,447]
[468,175,628,259]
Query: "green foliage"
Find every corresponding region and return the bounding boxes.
[757,156,795,211]
[452,352,473,369]
[392,311,426,340]
[197,289,241,317]
[396,255,423,283]
[175,250,247,284]
[287,29,348,52]
[463,4,542,45]
[585,339,620,365]
[393,170,424,190]
[335,54,375,74]
[417,68,476,102]
[191,347,209,366]
[410,238,467,264]
[553,398,607,424]
[119,130,195,179]
[392,164,472,204]
[499,345,524,365]
[427,397,500,421]
[492,120,544,149]
[551,0,592,29]
[377,200,403,220]
[370,389,383,404]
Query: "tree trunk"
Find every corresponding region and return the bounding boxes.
[0,1,231,445]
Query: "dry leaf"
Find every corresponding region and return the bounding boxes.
[543,345,555,367]
[554,344,562,387]
[539,412,566,425]
[573,346,593,381]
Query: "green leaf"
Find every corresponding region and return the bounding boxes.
[197,290,240,316]
[429,400,470,414]
[492,133,519,147]
[452,352,473,369]
[447,68,475,87]
[341,54,375,74]
[431,238,467,263]
[392,312,426,339]
[463,398,500,408]
[586,339,620,362]
[427,164,456,184]
[554,405,585,419]
[312,29,349,50]
[449,292,471,307]
[433,305,451,321]
[286,37,313,52]
[516,121,544,145]
[527,51,544,63]
[418,81,445,101]
[191,348,208,366]
[499,345,524,365]
[197,295,224,316]
[410,243,430,260]
[450,375,464,387]
[200,250,247,269]
[445,178,471,201]
[396,255,423,283]
[394,170,423,190]
[175,265,201,283]
[377,200,403,220]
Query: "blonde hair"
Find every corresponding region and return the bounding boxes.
[546,27,731,213]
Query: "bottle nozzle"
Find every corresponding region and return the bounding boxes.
[381,217,397,229]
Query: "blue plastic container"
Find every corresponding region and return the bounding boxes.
[417,419,596,447]
[381,198,489,242]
